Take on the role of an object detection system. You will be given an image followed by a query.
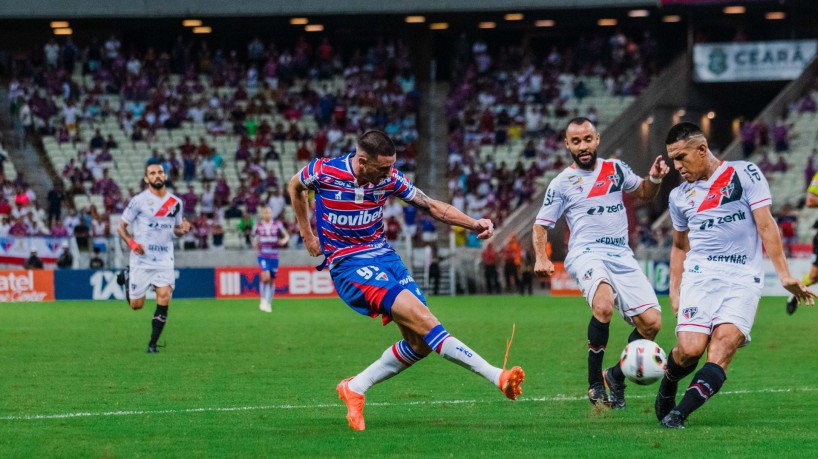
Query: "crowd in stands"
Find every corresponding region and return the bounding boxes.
[7,33,424,251]
[444,31,659,239]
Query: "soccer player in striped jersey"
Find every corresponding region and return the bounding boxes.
[657,123,814,428]
[253,206,289,312]
[288,130,525,431]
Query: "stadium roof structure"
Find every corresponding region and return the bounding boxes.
[0,0,655,18]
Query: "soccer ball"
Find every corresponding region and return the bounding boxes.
[619,339,667,385]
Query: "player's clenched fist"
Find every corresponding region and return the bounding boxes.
[473,219,494,239]
[304,234,322,257]
[534,259,554,278]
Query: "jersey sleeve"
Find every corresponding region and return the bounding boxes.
[809,172,818,196]
[534,178,565,228]
[391,168,417,202]
[618,160,642,193]
[668,188,688,232]
[175,199,184,226]
[739,161,772,211]
[299,158,324,191]
[121,196,139,224]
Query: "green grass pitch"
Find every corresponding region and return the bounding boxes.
[1,295,817,457]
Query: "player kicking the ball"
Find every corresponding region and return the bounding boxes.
[117,159,190,353]
[533,117,669,409]
[289,130,524,431]
[656,123,814,428]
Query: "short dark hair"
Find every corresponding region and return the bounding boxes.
[357,130,396,158]
[565,116,596,132]
[145,158,163,176]
[665,122,703,145]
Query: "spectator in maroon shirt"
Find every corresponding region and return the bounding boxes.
[51,220,69,237]
[181,185,198,218]
[9,218,29,236]
[214,177,231,207]
[179,136,196,156]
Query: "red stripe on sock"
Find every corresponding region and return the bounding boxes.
[391,344,411,366]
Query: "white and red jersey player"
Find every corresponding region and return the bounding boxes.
[536,158,641,255]
[535,158,661,321]
[669,160,770,284]
[669,160,771,342]
[121,189,183,270]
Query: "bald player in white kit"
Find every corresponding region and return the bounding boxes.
[533,117,670,409]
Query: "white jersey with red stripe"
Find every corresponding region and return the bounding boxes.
[669,160,771,283]
[535,159,642,255]
[254,219,286,258]
[121,189,183,269]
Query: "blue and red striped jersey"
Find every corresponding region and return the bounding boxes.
[299,153,417,266]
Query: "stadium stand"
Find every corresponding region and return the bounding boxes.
[11,36,420,248]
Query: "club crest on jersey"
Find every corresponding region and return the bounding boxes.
[375,272,389,281]
[568,175,583,186]
[374,190,386,201]
[720,183,734,198]
[583,269,593,280]
[682,307,698,320]
[608,174,620,187]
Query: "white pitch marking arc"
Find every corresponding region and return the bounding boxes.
[1,387,815,421]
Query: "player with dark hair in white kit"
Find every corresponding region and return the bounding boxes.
[656,122,814,428]
[117,159,190,353]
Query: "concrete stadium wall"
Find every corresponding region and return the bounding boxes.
[0,0,652,18]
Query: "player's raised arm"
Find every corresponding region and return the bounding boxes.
[117,219,144,255]
[753,205,816,306]
[406,187,494,239]
[668,228,689,316]
[288,173,321,256]
[630,155,670,200]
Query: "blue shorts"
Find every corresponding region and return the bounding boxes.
[330,251,426,325]
[258,256,279,277]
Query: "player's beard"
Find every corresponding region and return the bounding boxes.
[572,150,597,170]
[149,179,165,190]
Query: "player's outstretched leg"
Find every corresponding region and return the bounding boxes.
[587,316,610,406]
[661,362,725,429]
[116,267,130,305]
[259,283,272,313]
[655,350,698,421]
[147,304,168,353]
[337,339,426,431]
[605,309,662,409]
[424,324,525,400]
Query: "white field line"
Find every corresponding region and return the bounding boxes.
[1,387,816,421]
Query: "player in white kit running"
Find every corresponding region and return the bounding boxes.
[656,122,815,428]
[253,206,289,312]
[117,160,191,353]
[533,117,670,408]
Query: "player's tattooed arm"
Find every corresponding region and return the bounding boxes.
[408,188,494,239]
[288,173,321,256]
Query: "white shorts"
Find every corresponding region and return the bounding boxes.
[676,278,761,345]
[565,252,661,326]
[129,267,176,300]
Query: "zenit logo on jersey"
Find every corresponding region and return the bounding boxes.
[698,166,743,212]
[587,161,626,198]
